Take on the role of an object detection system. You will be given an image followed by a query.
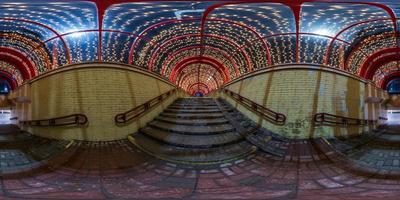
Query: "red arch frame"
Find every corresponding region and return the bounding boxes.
[0,18,71,64]
[161,45,239,77]
[359,47,400,79]
[0,70,18,90]
[146,33,252,72]
[176,65,222,90]
[169,56,229,83]
[382,71,400,90]
[0,47,37,79]
[188,82,209,95]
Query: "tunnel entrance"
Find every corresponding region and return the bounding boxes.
[387,78,400,94]
[0,110,11,124]
[387,110,400,125]
[194,91,204,97]
[0,79,11,95]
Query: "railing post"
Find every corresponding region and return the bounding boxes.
[144,102,150,110]
[75,115,80,124]
[251,103,257,110]
[121,115,126,123]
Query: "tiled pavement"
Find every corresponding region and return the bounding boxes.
[1,138,400,199]
[329,125,400,173]
[1,106,400,199]
[0,125,71,176]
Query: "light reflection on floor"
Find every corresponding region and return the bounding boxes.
[387,110,400,125]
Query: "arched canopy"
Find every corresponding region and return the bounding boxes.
[0,0,400,94]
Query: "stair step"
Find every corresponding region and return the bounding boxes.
[168,106,219,110]
[140,127,244,148]
[148,121,235,135]
[164,109,221,113]
[172,104,218,107]
[132,133,255,163]
[160,112,225,119]
[155,116,229,125]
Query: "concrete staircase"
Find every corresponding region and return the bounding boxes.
[130,98,255,164]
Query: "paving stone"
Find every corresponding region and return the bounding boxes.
[2,103,400,199]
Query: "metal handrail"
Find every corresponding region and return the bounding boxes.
[20,114,88,126]
[115,88,177,124]
[222,89,286,125]
[378,116,388,120]
[314,113,377,126]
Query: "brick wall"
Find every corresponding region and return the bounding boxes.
[10,63,185,141]
[220,66,388,139]
[388,94,400,107]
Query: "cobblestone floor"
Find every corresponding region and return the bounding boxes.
[0,125,70,175]
[331,125,400,173]
[1,138,400,200]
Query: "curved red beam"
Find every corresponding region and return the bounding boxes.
[201,0,398,64]
[130,17,271,66]
[76,0,400,69]
[188,82,209,91]
[176,63,223,89]
[0,47,37,79]
[381,71,400,90]
[230,31,353,65]
[0,70,18,90]
[42,29,158,52]
[345,32,397,71]
[171,61,227,85]
[359,47,400,79]
[200,1,301,64]
[0,18,71,64]
[169,56,229,83]
[172,60,225,84]
[0,57,31,80]
[188,82,209,94]
[161,45,239,77]
[145,33,252,73]
[345,33,397,70]
[323,18,394,65]
[365,56,400,80]
[237,32,350,50]
[0,54,31,80]
[177,67,222,91]
[170,57,228,83]
[177,69,219,88]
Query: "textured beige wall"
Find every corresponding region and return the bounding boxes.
[388,94,400,107]
[221,66,387,139]
[10,63,181,141]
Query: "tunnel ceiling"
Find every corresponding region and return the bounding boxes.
[0,0,400,94]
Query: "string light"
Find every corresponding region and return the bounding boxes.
[0,1,397,93]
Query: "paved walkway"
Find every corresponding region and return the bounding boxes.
[330,125,400,173]
[0,125,70,176]
[1,138,400,200]
[1,116,400,199]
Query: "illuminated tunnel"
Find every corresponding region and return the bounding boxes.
[0,1,400,200]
